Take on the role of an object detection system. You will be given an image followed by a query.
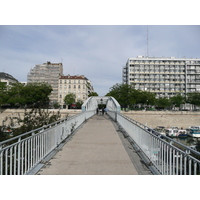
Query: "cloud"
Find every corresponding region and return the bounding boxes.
[1,25,200,96]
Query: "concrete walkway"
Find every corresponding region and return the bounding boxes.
[37,115,149,175]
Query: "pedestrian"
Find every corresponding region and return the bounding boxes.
[104,107,108,115]
[102,107,105,115]
[96,107,99,115]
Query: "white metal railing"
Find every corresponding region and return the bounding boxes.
[108,111,200,175]
[0,110,95,175]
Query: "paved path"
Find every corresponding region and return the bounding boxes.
[37,115,150,175]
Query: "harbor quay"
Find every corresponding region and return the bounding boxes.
[122,110,200,130]
[1,109,200,130]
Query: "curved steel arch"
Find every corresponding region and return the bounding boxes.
[81,96,121,112]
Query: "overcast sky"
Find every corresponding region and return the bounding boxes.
[1,25,200,96]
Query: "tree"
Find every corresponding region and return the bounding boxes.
[170,94,185,108]
[21,82,52,107]
[88,92,98,97]
[136,90,156,106]
[106,83,137,109]
[156,97,171,110]
[0,82,52,108]
[187,92,200,107]
[6,83,26,107]
[76,99,84,109]
[106,83,157,109]
[0,82,7,106]
[0,108,62,140]
[64,93,76,108]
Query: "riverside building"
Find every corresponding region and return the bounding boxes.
[27,61,63,104]
[123,56,200,98]
[0,72,18,86]
[58,75,94,108]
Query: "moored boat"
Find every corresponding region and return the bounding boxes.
[178,129,188,137]
[165,128,179,137]
[154,126,166,136]
[187,126,200,138]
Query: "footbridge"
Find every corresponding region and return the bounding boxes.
[1,96,200,175]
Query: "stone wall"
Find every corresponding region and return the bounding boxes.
[122,111,200,129]
[1,109,200,130]
[0,109,81,126]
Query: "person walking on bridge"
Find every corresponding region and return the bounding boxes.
[96,107,99,115]
[104,107,108,115]
[102,107,105,115]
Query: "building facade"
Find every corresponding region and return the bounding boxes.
[27,61,63,104]
[123,56,200,98]
[0,72,18,86]
[58,75,94,108]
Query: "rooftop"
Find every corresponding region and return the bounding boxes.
[129,56,200,61]
[60,75,88,80]
[0,72,18,82]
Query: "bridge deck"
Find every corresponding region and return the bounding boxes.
[37,114,152,175]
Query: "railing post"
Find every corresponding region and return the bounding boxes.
[18,137,21,175]
[0,149,2,175]
[115,112,117,122]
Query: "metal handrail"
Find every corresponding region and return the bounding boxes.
[108,111,200,175]
[0,110,95,175]
[0,113,81,148]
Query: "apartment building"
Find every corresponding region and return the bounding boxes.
[27,61,63,104]
[123,56,200,98]
[58,75,94,108]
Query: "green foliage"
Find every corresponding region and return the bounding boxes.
[64,93,76,106]
[21,82,52,107]
[76,99,84,109]
[88,92,98,97]
[0,82,52,108]
[106,83,156,109]
[187,92,200,106]
[155,97,171,109]
[53,102,60,109]
[0,108,62,141]
[0,82,7,91]
[0,82,7,106]
[170,94,185,107]
[106,83,136,108]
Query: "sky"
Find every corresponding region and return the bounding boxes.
[0,2,200,97]
[1,25,200,96]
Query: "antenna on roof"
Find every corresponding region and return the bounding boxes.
[146,26,149,57]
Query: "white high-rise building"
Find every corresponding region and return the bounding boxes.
[123,56,200,98]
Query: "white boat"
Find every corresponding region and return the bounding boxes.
[154,126,166,136]
[187,126,200,138]
[178,129,188,137]
[165,128,179,137]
